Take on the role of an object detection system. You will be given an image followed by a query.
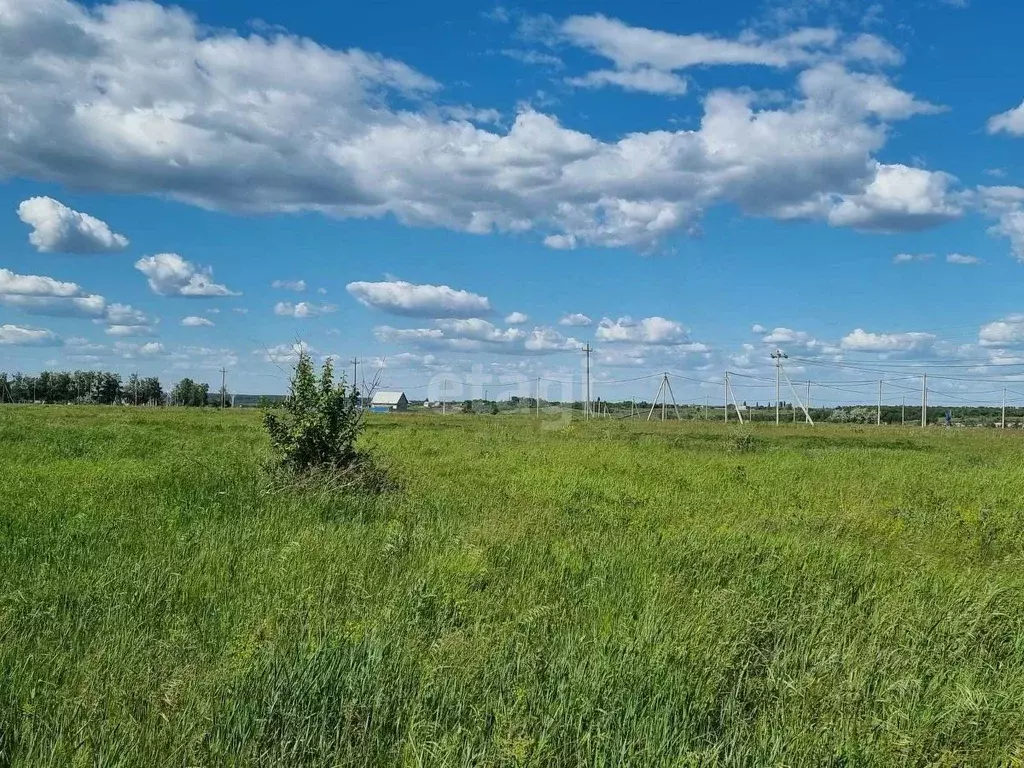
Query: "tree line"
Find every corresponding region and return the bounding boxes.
[0,371,223,407]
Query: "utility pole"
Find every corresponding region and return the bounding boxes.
[902,395,906,427]
[134,371,139,406]
[442,380,447,415]
[1002,388,1007,429]
[877,380,882,426]
[921,374,928,428]
[771,350,788,425]
[806,381,811,416]
[350,358,359,403]
[662,373,667,422]
[724,372,729,423]
[220,367,227,409]
[582,343,592,420]
[536,378,541,418]
[704,395,708,420]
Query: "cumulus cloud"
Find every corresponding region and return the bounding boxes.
[751,324,767,334]
[559,16,907,98]
[274,301,338,318]
[826,164,962,232]
[505,311,529,324]
[261,341,316,364]
[0,324,60,346]
[893,252,934,263]
[135,254,238,297]
[840,328,936,353]
[988,102,1024,137]
[0,267,151,329]
[595,316,688,344]
[181,316,214,327]
[978,186,1024,260]
[106,324,155,337]
[946,253,979,265]
[559,313,593,327]
[980,315,1024,347]
[271,279,307,292]
[0,0,951,251]
[763,327,815,345]
[0,268,81,297]
[567,68,689,96]
[17,197,128,253]
[375,321,577,355]
[560,15,838,72]
[347,280,491,317]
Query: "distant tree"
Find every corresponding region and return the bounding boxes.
[142,377,164,406]
[462,400,474,414]
[490,403,499,416]
[94,372,122,405]
[171,378,209,407]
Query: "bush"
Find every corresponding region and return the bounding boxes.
[263,351,364,475]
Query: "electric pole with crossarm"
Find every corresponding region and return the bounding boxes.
[771,349,788,425]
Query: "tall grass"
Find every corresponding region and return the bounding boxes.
[2,407,1024,765]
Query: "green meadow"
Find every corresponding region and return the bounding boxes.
[2,406,1024,766]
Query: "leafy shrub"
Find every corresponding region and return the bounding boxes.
[730,433,760,453]
[263,351,364,475]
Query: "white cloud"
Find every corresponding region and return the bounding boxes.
[990,211,1024,260]
[798,64,940,121]
[106,324,155,337]
[1,294,106,318]
[977,187,1024,260]
[946,253,980,265]
[595,316,688,344]
[500,49,564,69]
[181,316,214,327]
[840,328,936,352]
[505,311,529,324]
[261,341,316,364]
[103,304,147,325]
[567,68,689,96]
[435,318,526,344]
[274,301,338,318]
[375,321,577,355]
[763,327,813,345]
[271,279,307,292]
[135,254,238,297]
[0,324,60,346]
[17,197,128,254]
[0,0,951,251]
[988,102,1024,137]
[347,280,491,317]
[751,324,767,334]
[0,268,149,329]
[0,268,81,297]
[560,14,837,72]
[138,342,164,356]
[559,313,593,327]
[827,164,962,232]
[525,327,580,352]
[893,252,934,264]
[980,315,1024,348]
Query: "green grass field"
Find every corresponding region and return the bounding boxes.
[2,407,1024,766]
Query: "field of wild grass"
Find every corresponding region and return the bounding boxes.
[2,406,1024,766]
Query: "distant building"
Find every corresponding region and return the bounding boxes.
[371,391,409,413]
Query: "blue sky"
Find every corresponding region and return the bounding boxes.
[2,0,1024,407]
